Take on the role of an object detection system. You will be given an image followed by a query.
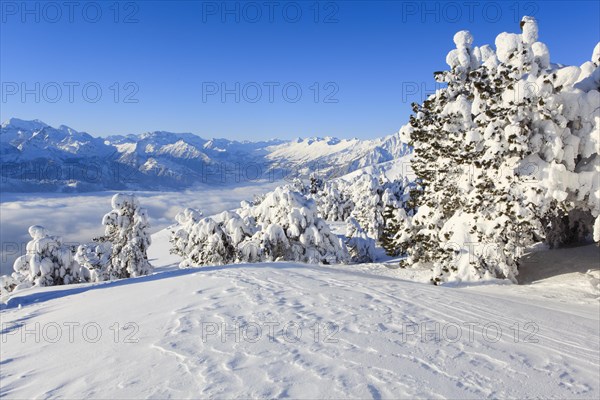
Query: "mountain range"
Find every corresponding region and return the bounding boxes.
[0,118,411,192]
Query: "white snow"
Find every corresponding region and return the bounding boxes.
[1,227,598,398]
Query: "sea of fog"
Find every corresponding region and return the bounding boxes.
[0,181,280,275]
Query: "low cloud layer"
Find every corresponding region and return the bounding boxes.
[0,181,279,275]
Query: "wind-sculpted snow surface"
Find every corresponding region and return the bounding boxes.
[1,235,598,398]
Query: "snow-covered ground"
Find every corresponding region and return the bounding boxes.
[1,226,598,398]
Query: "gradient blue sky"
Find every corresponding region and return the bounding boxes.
[1,0,599,140]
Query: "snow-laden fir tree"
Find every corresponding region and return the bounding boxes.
[99,193,153,279]
[179,217,234,267]
[171,187,348,266]
[345,217,376,262]
[458,18,600,280]
[288,177,310,196]
[396,29,482,274]
[170,207,203,262]
[243,187,348,264]
[398,17,599,283]
[74,242,110,282]
[171,208,260,267]
[309,172,324,194]
[432,19,545,282]
[8,225,84,291]
[381,204,401,256]
[347,174,385,240]
[219,211,259,262]
[316,180,354,221]
[347,174,412,242]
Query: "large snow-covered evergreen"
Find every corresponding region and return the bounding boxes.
[396,17,599,283]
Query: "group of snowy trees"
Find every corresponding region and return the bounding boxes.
[292,173,411,237]
[392,17,599,283]
[170,173,415,267]
[284,172,414,261]
[171,187,349,267]
[1,193,153,294]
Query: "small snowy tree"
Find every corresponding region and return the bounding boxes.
[242,187,348,264]
[100,193,153,279]
[309,172,324,194]
[381,204,401,256]
[9,225,83,290]
[345,217,376,263]
[171,208,259,267]
[170,208,203,260]
[288,177,310,195]
[348,174,385,240]
[220,211,257,262]
[180,217,235,267]
[316,180,354,221]
[74,242,110,282]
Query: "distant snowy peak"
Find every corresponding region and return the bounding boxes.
[3,121,111,158]
[265,131,410,177]
[1,118,48,131]
[159,140,205,158]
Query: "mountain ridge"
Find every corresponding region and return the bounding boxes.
[0,118,411,192]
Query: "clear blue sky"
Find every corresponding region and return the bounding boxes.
[1,0,599,140]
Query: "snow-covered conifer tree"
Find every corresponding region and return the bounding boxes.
[74,242,109,282]
[398,17,600,283]
[170,208,203,261]
[10,225,83,290]
[348,174,385,240]
[309,172,324,194]
[317,180,354,221]
[345,217,376,263]
[178,216,234,267]
[243,187,348,264]
[219,210,257,262]
[381,204,401,256]
[100,193,153,279]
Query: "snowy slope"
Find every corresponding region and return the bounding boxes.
[336,152,414,183]
[266,134,411,178]
[1,230,598,399]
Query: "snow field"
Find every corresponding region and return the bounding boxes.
[1,234,598,398]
